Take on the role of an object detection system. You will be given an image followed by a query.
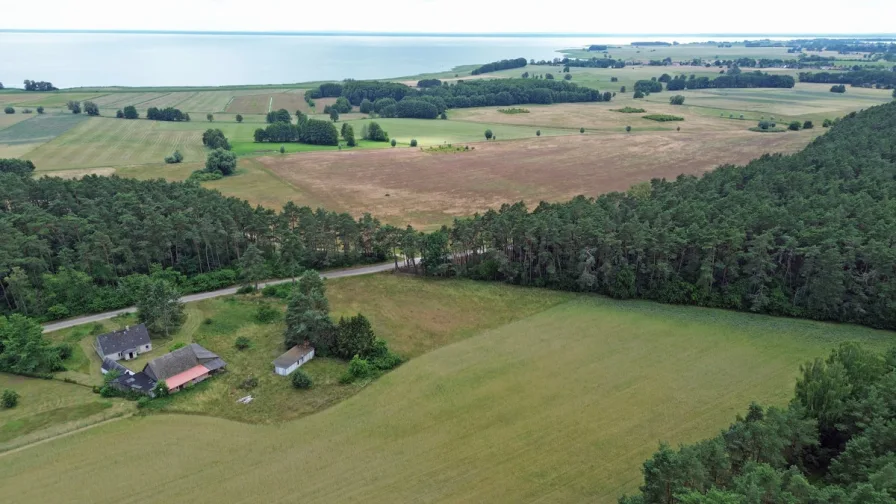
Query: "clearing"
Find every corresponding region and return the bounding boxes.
[1,276,890,503]
[260,129,814,228]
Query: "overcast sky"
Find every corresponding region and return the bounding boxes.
[2,0,894,34]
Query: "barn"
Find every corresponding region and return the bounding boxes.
[273,345,315,376]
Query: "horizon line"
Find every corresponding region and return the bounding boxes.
[2,29,896,38]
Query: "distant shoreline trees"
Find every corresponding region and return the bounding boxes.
[471,57,527,75]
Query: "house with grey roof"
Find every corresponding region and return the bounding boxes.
[273,344,315,376]
[94,324,152,362]
[101,357,134,376]
[108,343,227,396]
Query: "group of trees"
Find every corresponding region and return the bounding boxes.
[423,101,896,330]
[310,78,610,117]
[253,117,338,145]
[22,80,56,91]
[416,79,442,88]
[831,84,848,93]
[115,105,139,119]
[620,343,896,504]
[202,128,231,150]
[266,109,291,124]
[0,314,63,376]
[665,71,796,90]
[471,57,527,75]
[360,121,389,142]
[799,69,896,88]
[146,107,189,122]
[0,165,410,321]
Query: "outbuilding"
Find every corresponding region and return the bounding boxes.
[94,324,152,362]
[273,345,315,376]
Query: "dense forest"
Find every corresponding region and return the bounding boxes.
[620,343,896,504]
[312,78,610,117]
[665,71,795,90]
[471,57,527,75]
[0,169,402,320]
[799,69,896,88]
[429,101,896,330]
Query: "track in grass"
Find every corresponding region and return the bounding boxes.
[1,277,890,503]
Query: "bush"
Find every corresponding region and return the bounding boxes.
[625,125,632,132]
[254,303,280,323]
[169,342,186,352]
[234,336,252,350]
[236,285,256,294]
[830,84,847,93]
[291,369,313,389]
[642,114,684,122]
[206,114,214,122]
[205,148,237,176]
[579,127,585,133]
[261,283,293,299]
[188,170,223,182]
[236,114,243,123]
[241,375,258,389]
[2,389,19,408]
[164,150,183,164]
[3,106,14,114]
[822,118,832,127]
[341,355,373,383]
[152,380,169,397]
[633,90,645,99]
[123,105,138,119]
[612,107,645,113]
[390,139,396,147]
[136,396,151,409]
[485,129,493,140]
[55,343,74,361]
[788,121,802,131]
[803,120,814,129]
[84,101,100,116]
[410,139,418,147]
[536,130,541,136]
[440,112,447,120]
[669,95,686,105]
[116,109,124,118]
[564,73,572,81]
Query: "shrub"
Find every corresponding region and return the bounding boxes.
[279,145,285,154]
[669,95,686,105]
[580,127,585,133]
[625,125,632,132]
[390,139,396,147]
[261,283,293,299]
[240,375,258,389]
[67,101,81,114]
[803,120,814,129]
[612,107,645,113]
[788,121,801,131]
[234,336,252,350]
[536,130,541,136]
[169,342,186,352]
[254,304,280,324]
[830,84,847,93]
[236,114,243,123]
[123,105,138,119]
[341,355,373,383]
[410,139,418,147]
[485,129,493,140]
[633,90,645,99]
[203,318,214,325]
[822,118,832,127]
[440,112,447,120]
[36,106,44,114]
[164,150,183,164]
[2,389,19,408]
[83,101,100,116]
[136,397,151,409]
[116,109,124,118]
[55,343,74,361]
[236,285,256,294]
[152,380,169,397]
[207,113,214,122]
[291,369,313,389]
[642,114,684,122]
[3,106,14,114]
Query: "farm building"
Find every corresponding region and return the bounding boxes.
[143,343,227,393]
[108,343,226,396]
[101,358,134,376]
[94,324,152,362]
[273,344,315,376]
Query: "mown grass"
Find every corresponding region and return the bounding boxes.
[2,285,891,503]
[343,117,573,145]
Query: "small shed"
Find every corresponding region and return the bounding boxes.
[273,345,315,376]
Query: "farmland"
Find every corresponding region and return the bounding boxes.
[1,275,891,503]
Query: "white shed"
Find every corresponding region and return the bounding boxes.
[273,345,315,376]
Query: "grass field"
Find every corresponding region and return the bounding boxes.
[2,276,891,503]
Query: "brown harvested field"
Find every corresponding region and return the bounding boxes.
[226,93,272,115]
[272,90,312,114]
[313,97,337,111]
[261,130,816,228]
[135,92,195,110]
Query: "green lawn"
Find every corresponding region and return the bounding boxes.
[344,117,574,146]
[2,275,891,503]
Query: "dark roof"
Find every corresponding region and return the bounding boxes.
[96,324,151,356]
[101,358,133,375]
[112,371,156,393]
[273,345,314,368]
[143,343,222,382]
[202,358,227,373]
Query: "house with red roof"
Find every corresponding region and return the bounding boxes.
[109,343,226,396]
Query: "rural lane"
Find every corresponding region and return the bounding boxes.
[42,262,399,333]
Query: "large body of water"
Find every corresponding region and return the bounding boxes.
[1,32,802,88]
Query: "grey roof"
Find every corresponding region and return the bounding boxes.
[112,371,156,394]
[273,345,314,368]
[101,358,133,375]
[143,343,222,382]
[202,358,227,373]
[96,324,151,356]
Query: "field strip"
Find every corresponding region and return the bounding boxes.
[224,96,235,111]
[0,414,132,458]
[268,96,273,113]
[172,91,198,109]
[132,93,166,107]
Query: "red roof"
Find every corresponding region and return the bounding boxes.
[165,365,209,389]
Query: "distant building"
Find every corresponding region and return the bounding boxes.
[108,343,226,396]
[273,344,315,376]
[94,324,152,362]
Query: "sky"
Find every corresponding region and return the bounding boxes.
[1,0,894,35]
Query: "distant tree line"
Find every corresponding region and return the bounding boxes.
[417,79,442,88]
[665,71,795,90]
[147,107,189,122]
[0,168,405,321]
[471,57,528,75]
[799,69,896,88]
[587,45,609,51]
[22,80,57,92]
[421,101,896,330]
[563,57,626,69]
[620,343,896,504]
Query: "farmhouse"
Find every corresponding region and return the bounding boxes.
[273,344,315,376]
[143,343,227,393]
[94,324,152,361]
[108,343,226,396]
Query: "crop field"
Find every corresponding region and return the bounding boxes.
[272,89,313,114]
[132,91,196,110]
[226,93,273,114]
[0,92,103,107]
[261,128,814,227]
[0,114,89,159]
[87,92,161,108]
[2,277,890,503]
[175,91,236,112]
[344,117,573,145]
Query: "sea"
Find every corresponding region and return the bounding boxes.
[0,31,863,88]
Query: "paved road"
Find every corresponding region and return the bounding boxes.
[42,262,398,333]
